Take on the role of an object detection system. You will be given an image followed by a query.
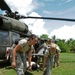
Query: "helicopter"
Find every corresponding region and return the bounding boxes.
[0,0,75,61]
[0,0,32,61]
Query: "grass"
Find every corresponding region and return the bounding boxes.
[52,53,75,75]
[0,53,75,75]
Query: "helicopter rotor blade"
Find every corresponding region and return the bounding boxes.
[0,0,75,22]
[24,16,75,22]
[0,0,12,13]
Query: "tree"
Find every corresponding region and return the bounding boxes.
[57,39,70,52]
[40,34,48,40]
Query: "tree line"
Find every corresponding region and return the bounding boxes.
[40,34,75,53]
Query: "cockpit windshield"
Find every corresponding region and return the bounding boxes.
[0,30,10,46]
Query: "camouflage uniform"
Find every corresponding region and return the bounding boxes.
[12,39,33,75]
[43,43,57,75]
[15,52,27,75]
[53,44,61,67]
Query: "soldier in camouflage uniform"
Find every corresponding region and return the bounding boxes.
[42,38,57,75]
[11,34,38,75]
[52,40,61,68]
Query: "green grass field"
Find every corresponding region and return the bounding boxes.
[0,53,75,75]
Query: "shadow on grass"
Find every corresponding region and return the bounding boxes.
[5,66,12,70]
[0,60,11,68]
[25,71,33,75]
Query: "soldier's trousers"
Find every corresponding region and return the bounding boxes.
[15,52,27,75]
[53,54,57,67]
[44,55,54,75]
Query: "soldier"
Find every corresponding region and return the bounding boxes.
[42,38,57,75]
[53,40,61,67]
[11,34,38,75]
[26,61,40,71]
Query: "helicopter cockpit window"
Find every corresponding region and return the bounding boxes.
[0,30,10,45]
[11,32,20,44]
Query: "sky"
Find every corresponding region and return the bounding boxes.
[1,0,75,40]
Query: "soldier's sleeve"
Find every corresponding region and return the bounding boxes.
[18,39,27,47]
